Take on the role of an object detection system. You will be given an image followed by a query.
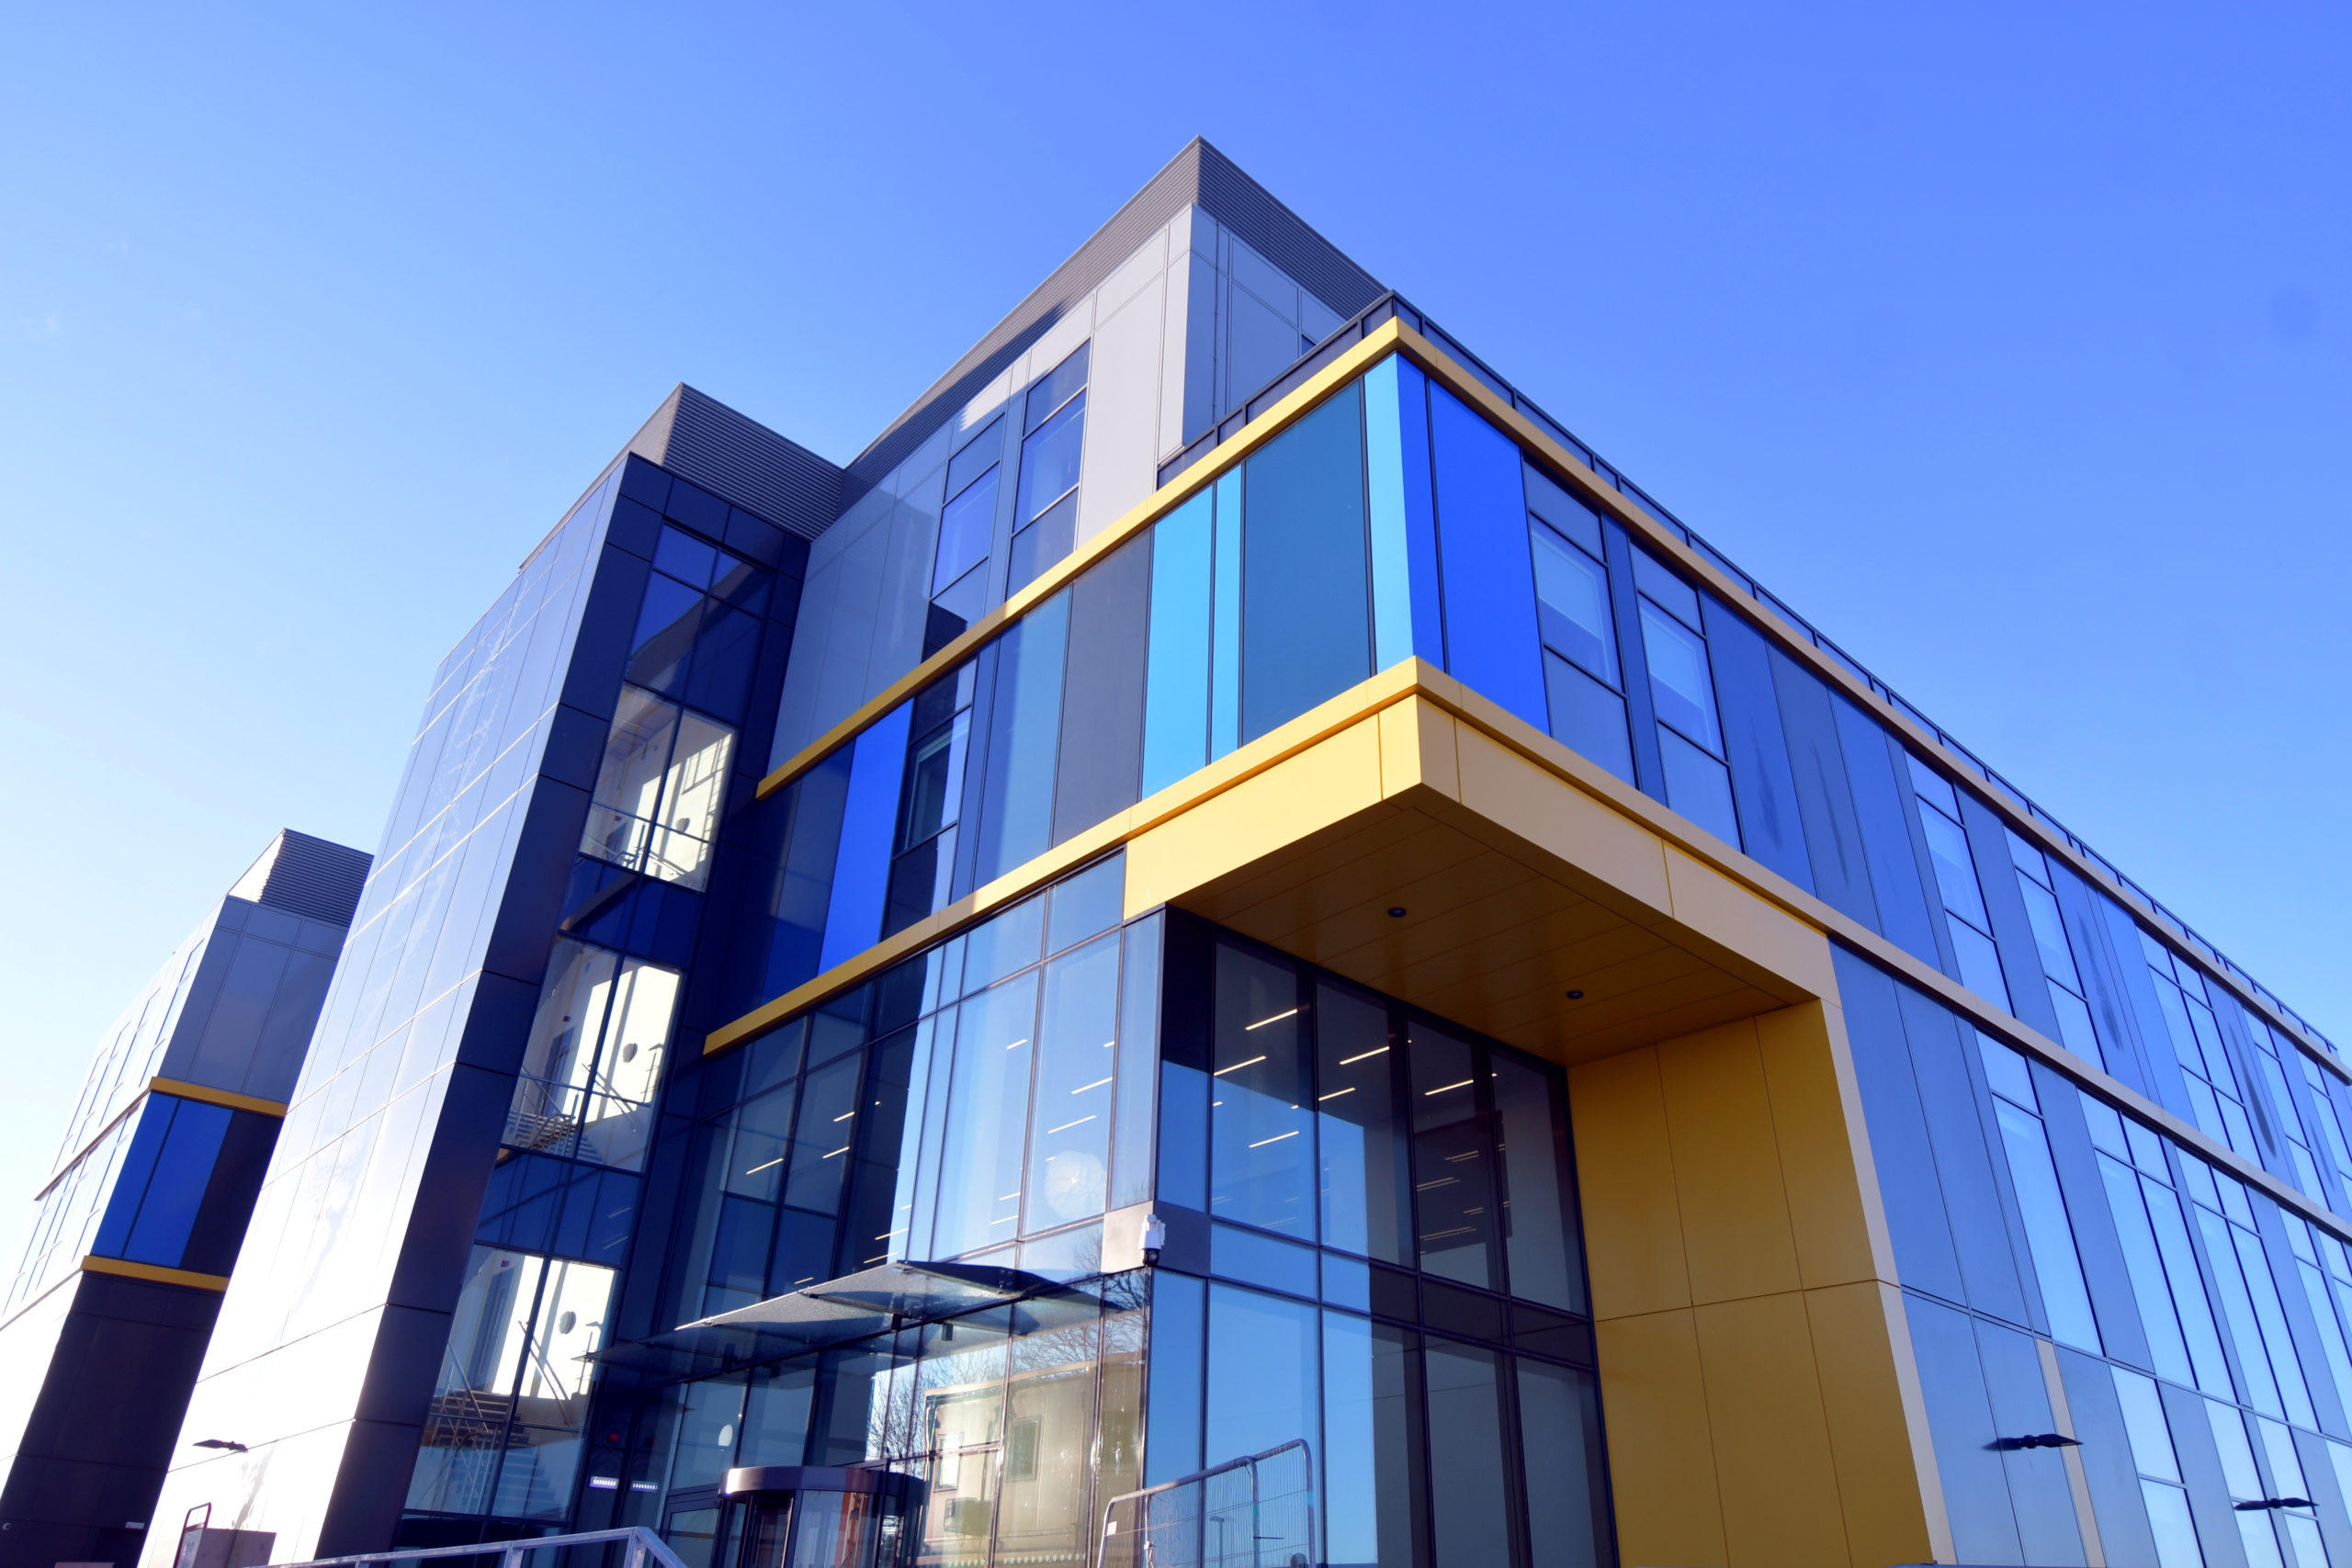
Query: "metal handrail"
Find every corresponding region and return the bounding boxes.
[273,1525,690,1568]
[1099,1439,1314,1568]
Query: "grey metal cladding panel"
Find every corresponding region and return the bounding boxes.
[256,830,372,927]
[842,139,1383,504]
[661,386,843,541]
[1193,144,1381,319]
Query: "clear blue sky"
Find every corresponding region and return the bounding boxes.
[3,2,2346,1214]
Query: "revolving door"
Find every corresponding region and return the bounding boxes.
[713,1466,923,1568]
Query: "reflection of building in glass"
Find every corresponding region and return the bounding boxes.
[110,141,2352,1568]
[0,829,368,1568]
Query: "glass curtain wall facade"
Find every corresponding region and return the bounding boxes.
[129,150,2351,1568]
[573,856,1608,1568]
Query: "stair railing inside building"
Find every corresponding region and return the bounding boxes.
[1098,1440,1315,1568]
[273,1525,690,1568]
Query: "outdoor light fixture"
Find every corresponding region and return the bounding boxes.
[192,1438,248,1453]
[2235,1497,2315,1512]
[1988,1433,2079,1451]
[1386,908,1407,918]
[1566,989,1585,999]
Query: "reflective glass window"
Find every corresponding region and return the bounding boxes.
[1493,1053,1581,1312]
[1209,943,1314,1238]
[1637,599,1721,753]
[971,593,1069,886]
[1239,379,1372,745]
[581,685,736,891]
[2110,1368,2202,1568]
[1913,761,2010,1010]
[1316,982,1410,1264]
[408,1246,615,1520]
[1518,1358,1611,1568]
[505,942,678,1172]
[931,971,1041,1258]
[1424,1340,1512,1568]
[1530,520,1617,684]
[1410,1022,1499,1290]
[1023,934,1119,1235]
[1205,1281,1319,1468]
[2008,829,2103,1065]
[934,422,1002,594]
[1978,1037,2101,1350]
[1140,491,1213,797]
[1322,1312,1425,1568]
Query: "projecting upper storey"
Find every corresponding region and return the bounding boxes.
[705,264,2352,1242]
[770,139,1384,767]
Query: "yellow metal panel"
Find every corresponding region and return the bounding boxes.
[1656,1021,1805,1305]
[1568,1047,1690,1318]
[1448,723,1672,919]
[1691,1292,1852,1568]
[149,1076,289,1118]
[1804,1280,1948,1566]
[1595,1307,1728,1568]
[81,1255,230,1292]
[1753,1003,1881,1290]
[1124,716,1385,914]
[1662,846,1838,1002]
[1376,686,1458,800]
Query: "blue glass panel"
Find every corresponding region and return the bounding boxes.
[1015,389,1086,525]
[90,1098,177,1258]
[1702,596,1811,891]
[819,703,914,974]
[1973,1316,2090,1563]
[1516,1358,1611,1568]
[1158,1059,1210,1211]
[1240,381,1372,744]
[654,526,719,589]
[1658,728,1740,847]
[1023,935,1120,1234]
[1024,344,1090,433]
[1210,472,1242,761]
[972,592,1069,886]
[1990,1096,2102,1350]
[930,971,1041,1258]
[1144,1271,1206,1484]
[2056,1349,2163,1568]
[1046,854,1125,956]
[933,467,998,593]
[1638,601,1723,754]
[1429,385,1547,729]
[1832,946,1966,1301]
[1542,653,1634,783]
[1363,357,1439,671]
[1211,1223,1318,1298]
[1896,982,2030,1322]
[119,1098,232,1268]
[1531,523,1618,684]
[1141,492,1213,797]
[1210,944,1314,1239]
[1905,1294,2027,1564]
[1323,1312,1424,1568]
[1834,695,1944,968]
[1424,1339,1512,1568]
[1772,650,1879,929]
[1205,1281,1320,1468]
[1110,915,1163,1212]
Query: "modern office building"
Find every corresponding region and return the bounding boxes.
[130,139,2352,1568]
[0,829,369,1568]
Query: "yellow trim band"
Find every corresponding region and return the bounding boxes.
[81,1255,230,1292]
[710,657,2352,1252]
[149,1077,289,1118]
[750,313,2327,1087]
